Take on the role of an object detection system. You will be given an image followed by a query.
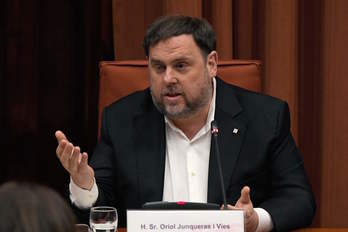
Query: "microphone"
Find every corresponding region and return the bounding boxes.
[211,120,227,209]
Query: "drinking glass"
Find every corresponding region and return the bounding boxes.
[89,206,118,232]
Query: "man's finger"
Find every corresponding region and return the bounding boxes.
[55,130,67,143]
[80,152,89,166]
[60,142,74,170]
[240,186,251,204]
[70,146,81,173]
[56,140,67,158]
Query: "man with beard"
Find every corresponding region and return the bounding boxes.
[55,15,315,231]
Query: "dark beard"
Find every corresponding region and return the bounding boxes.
[150,79,213,120]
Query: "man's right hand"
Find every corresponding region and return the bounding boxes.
[55,130,95,190]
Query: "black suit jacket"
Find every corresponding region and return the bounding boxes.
[73,78,315,231]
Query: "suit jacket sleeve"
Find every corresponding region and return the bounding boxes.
[90,107,118,206]
[259,102,316,231]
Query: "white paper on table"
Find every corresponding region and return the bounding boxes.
[127,210,244,232]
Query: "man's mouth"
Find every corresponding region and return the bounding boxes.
[163,92,182,102]
[166,93,181,97]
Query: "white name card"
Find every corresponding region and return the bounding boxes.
[127,210,244,232]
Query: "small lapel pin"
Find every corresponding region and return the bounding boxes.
[233,128,239,134]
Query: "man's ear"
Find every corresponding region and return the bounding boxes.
[207,51,218,78]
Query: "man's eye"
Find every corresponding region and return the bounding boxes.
[154,65,165,72]
[175,62,188,70]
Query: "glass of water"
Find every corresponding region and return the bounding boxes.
[89,206,118,232]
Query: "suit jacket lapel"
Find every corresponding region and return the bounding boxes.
[208,78,248,204]
[133,90,166,205]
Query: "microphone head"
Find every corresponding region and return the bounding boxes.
[211,120,219,135]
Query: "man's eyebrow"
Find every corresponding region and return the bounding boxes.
[171,57,190,63]
[150,59,163,65]
[150,56,191,65]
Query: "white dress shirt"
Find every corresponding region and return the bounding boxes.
[69,78,273,231]
[161,84,214,202]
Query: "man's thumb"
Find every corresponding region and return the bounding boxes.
[240,186,251,204]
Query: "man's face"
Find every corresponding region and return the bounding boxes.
[148,34,217,120]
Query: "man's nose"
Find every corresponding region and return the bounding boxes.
[163,67,178,84]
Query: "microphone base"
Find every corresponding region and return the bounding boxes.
[142,201,220,210]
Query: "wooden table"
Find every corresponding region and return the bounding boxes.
[118,228,348,232]
[76,225,348,232]
[295,229,348,232]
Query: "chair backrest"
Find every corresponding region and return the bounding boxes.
[98,60,261,134]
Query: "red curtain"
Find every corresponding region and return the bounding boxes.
[2,0,113,194]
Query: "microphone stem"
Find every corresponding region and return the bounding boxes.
[213,134,227,209]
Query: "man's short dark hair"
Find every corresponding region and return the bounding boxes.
[143,15,216,58]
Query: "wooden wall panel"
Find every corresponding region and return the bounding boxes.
[298,0,323,226]
[144,0,165,34]
[208,0,233,59]
[234,0,254,59]
[112,0,201,60]
[112,0,147,59]
[263,0,299,141]
[164,0,202,17]
[100,0,115,60]
[320,0,348,226]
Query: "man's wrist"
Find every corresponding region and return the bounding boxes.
[254,208,273,232]
[71,176,94,190]
[69,177,98,208]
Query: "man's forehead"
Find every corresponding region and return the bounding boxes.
[159,34,194,44]
[149,34,200,59]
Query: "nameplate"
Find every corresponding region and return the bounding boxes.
[127,210,244,232]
